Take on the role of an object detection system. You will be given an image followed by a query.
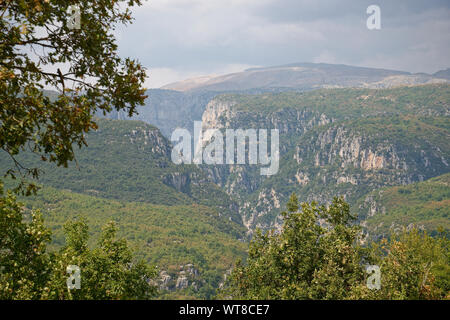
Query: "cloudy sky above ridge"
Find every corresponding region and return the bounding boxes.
[113,0,450,88]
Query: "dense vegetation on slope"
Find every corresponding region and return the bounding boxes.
[1,187,157,300]
[358,173,450,237]
[0,118,242,223]
[18,185,247,299]
[0,118,248,298]
[218,84,450,116]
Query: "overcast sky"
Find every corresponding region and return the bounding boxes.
[113,0,450,88]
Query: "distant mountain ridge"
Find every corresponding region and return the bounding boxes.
[433,68,450,80]
[162,62,448,92]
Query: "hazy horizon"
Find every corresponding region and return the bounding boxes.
[113,0,450,88]
[154,61,450,90]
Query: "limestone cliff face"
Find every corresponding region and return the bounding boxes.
[299,124,448,179]
[299,126,406,171]
[163,172,191,193]
[249,121,447,231]
[109,89,217,137]
[157,263,200,292]
[199,96,334,200]
[202,97,332,136]
[202,99,237,129]
[165,84,450,235]
[196,93,449,233]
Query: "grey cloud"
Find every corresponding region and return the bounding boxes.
[115,0,450,79]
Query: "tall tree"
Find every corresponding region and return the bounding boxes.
[349,228,450,300]
[0,184,157,300]
[0,1,157,300]
[0,182,52,299]
[219,194,366,299]
[43,219,158,300]
[0,0,147,194]
[219,193,449,300]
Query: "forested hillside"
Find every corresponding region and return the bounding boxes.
[358,173,450,238]
[0,118,248,299]
[0,118,242,224]
[17,185,247,299]
[198,84,450,233]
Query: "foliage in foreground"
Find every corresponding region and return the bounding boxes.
[0,186,157,300]
[219,193,449,300]
[350,228,449,299]
[0,0,147,195]
[2,186,448,300]
[20,184,247,299]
